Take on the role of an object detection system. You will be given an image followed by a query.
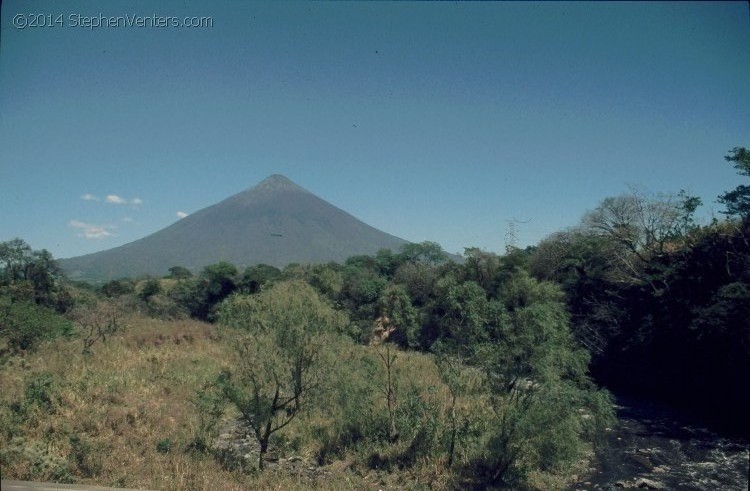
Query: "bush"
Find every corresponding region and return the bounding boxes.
[0,437,73,483]
[0,297,72,357]
[155,438,172,454]
[144,294,187,320]
[23,372,57,412]
[138,278,162,301]
[69,434,102,477]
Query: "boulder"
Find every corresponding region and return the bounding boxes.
[636,477,665,489]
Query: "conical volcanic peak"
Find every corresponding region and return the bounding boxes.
[252,174,309,194]
[59,174,409,281]
[226,174,310,208]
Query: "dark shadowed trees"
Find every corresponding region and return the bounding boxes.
[718,146,750,219]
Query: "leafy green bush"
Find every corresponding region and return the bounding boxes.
[0,437,73,483]
[188,381,226,454]
[468,272,614,486]
[138,278,162,301]
[0,297,72,356]
[23,372,57,412]
[69,434,102,477]
[216,280,350,471]
[144,294,187,320]
[155,438,172,454]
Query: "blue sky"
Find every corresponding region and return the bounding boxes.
[1,1,748,259]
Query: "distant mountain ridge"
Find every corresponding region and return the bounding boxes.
[59,175,409,282]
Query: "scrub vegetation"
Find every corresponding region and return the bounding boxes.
[1,148,747,489]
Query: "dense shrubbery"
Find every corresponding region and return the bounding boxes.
[0,239,75,359]
[527,149,750,435]
[208,253,613,486]
[0,298,73,356]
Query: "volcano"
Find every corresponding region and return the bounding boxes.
[59,175,409,281]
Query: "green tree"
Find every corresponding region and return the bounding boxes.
[374,248,402,278]
[474,272,613,486]
[100,279,135,298]
[528,228,625,356]
[462,248,501,292]
[431,276,501,351]
[216,280,348,470]
[163,263,239,320]
[0,239,63,306]
[307,263,344,300]
[0,238,32,284]
[167,266,193,280]
[376,284,418,347]
[138,278,161,301]
[392,261,439,307]
[718,146,750,219]
[167,277,205,318]
[399,241,447,266]
[0,296,72,357]
[238,264,281,294]
[201,262,238,301]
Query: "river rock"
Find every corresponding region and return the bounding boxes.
[635,477,665,489]
[630,453,654,470]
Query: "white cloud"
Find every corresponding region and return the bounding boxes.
[131,198,143,206]
[69,220,117,239]
[122,217,134,223]
[81,193,99,201]
[106,194,128,204]
[176,211,188,219]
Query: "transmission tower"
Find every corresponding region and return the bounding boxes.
[504,220,517,253]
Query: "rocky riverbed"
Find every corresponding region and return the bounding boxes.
[212,417,329,478]
[211,395,748,490]
[573,394,749,490]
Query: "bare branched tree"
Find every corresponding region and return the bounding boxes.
[71,301,122,354]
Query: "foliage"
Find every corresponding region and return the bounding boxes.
[0,238,66,308]
[718,146,750,219]
[167,266,193,280]
[23,372,59,413]
[0,296,73,357]
[100,279,135,298]
[165,262,241,320]
[472,273,614,485]
[399,241,448,266]
[528,156,750,435]
[308,343,386,463]
[216,280,348,470]
[582,187,701,286]
[596,219,750,434]
[306,263,344,300]
[167,278,206,318]
[68,434,102,477]
[376,284,418,347]
[138,278,162,301]
[237,264,281,294]
[200,262,239,318]
[189,381,227,454]
[155,438,173,454]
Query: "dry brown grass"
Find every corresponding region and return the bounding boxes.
[0,316,452,489]
[0,314,588,490]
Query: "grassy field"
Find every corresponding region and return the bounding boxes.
[0,313,591,490]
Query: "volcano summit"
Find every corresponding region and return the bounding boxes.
[60,175,409,281]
